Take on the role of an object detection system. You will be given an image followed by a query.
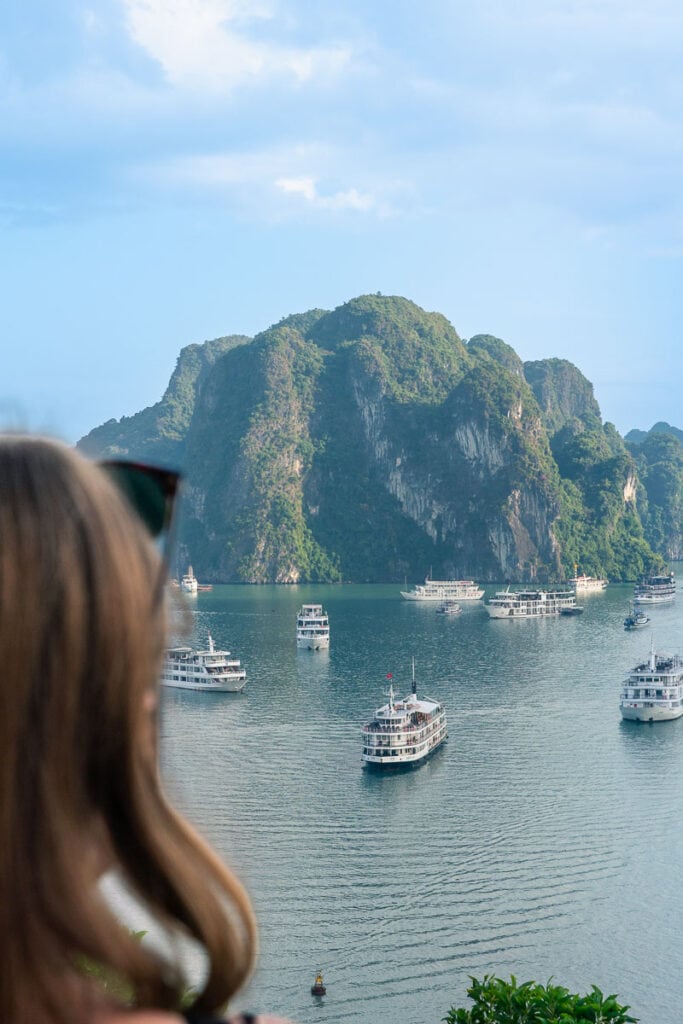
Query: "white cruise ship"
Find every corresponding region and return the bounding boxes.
[400,578,484,602]
[180,565,198,594]
[486,587,577,618]
[296,604,330,650]
[633,572,675,605]
[362,668,447,769]
[569,573,608,592]
[620,644,683,722]
[161,634,246,692]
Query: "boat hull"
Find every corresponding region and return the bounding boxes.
[297,636,330,650]
[620,704,683,722]
[362,736,447,770]
[162,678,246,693]
[486,606,568,618]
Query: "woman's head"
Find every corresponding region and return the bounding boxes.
[0,436,255,1023]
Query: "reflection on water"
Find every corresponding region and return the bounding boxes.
[159,580,683,1024]
[296,647,331,688]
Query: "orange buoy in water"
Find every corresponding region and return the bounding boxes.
[311,972,326,996]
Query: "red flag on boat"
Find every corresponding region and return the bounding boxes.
[386,672,392,679]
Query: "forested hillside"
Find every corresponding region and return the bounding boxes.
[78,295,671,583]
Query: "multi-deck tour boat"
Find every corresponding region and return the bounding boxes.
[633,572,676,605]
[296,604,330,650]
[361,666,447,770]
[400,578,484,602]
[620,643,683,722]
[569,573,608,592]
[486,587,578,618]
[624,602,650,630]
[161,634,246,692]
[180,565,198,594]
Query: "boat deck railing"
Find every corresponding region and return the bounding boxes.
[363,714,442,734]
[363,719,445,742]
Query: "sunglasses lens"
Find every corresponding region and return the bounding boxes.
[100,461,180,555]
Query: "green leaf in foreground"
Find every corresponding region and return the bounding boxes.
[444,975,637,1023]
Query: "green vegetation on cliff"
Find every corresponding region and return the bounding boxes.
[551,423,657,580]
[176,325,340,582]
[625,421,683,446]
[313,294,471,404]
[524,357,602,436]
[467,334,524,377]
[627,429,683,560]
[78,335,248,464]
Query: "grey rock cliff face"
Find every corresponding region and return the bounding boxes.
[341,355,561,580]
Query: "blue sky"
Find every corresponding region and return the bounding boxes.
[2,0,682,443]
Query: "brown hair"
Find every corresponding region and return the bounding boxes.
[0,436,256,1023]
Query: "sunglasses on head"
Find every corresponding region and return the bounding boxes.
[99,459,181,564]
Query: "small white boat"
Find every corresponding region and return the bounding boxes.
[400,578,484,602]
[161,634,246,692]
[624,603,650,630]
[361,663,447,769]
[436,600,462,615]
[620,642,683,722]
[296,604,330,650]
[181,565,198,594]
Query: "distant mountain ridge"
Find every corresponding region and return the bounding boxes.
[82,335,249,464]
[78,295,673,582]
[625,421,683,445]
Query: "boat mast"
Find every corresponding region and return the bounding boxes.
[412,657,417,698]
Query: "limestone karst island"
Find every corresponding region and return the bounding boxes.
[78,294,682,584]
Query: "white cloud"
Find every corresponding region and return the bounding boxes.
[132,143,406,218]
[275,175,375,211]
[121,0,351,93]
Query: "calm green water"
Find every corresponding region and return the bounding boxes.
[159,581,683,1024]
